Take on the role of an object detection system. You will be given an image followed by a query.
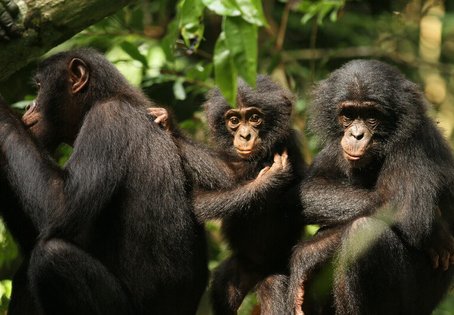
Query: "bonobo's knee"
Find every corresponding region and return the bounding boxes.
[29,239,72,279]
[340,217,391,264]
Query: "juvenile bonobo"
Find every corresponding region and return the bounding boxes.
[149,75,306,314]
[0,49,207,315]
[283,60,454,315]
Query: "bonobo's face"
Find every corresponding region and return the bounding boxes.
[338,101,384,168]
[225,106,264,159]
[22,57,89,152]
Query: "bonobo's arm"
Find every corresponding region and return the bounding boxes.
[301,149,381,226]
[194,152,293,221]
[427,210,454,271]
[0,101,126,241]
[148,107,234,190]
[0,0,21,40]
[380,141,454,270]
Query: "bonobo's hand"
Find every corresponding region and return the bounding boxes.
[0,0,21,41]
[147,107,172,131]
[427,220,454,271]
[257,150,292,185]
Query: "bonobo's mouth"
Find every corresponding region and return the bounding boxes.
[23,119,38,129]
[236,149,253,158]
[343,151,363,161]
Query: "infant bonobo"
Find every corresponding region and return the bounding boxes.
[149,75,306,314]
[284,60,454,315]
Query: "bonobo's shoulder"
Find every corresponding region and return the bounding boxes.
[80,99,154,139]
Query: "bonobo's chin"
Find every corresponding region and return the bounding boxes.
[344,156,371,169]
[235,148,255,160]
[343,152,372,169]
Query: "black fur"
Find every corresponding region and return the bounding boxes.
[284,60,454,315]
[166,76,306,314]
[0,49,207,315]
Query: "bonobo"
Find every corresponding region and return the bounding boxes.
[0,48,207,315]
[149,75,306,314]
[284,60,454,315]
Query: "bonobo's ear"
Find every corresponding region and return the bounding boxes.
[68,58,89,94]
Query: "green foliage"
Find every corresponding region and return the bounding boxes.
[0,219,17,313]
[296,0,346,24]
[0,280,12,313]
[213,32,238,105]
[2,0,454,313]
[173,0,265,105]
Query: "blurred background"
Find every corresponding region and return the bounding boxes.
[1,0,454,314]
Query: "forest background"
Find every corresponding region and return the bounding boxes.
[0,0,453,314]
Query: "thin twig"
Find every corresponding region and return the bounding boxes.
[276,0,292,51]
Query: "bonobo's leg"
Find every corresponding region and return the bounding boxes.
[211,256,261,315]
[28,239,132,315]
[334,217,409,315]
[256,274,288,315]
[288,226,344,315]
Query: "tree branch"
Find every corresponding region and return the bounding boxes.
[0,0,136,81]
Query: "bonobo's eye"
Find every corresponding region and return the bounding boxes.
[24,100,37,112]
[249,114,262,125]
[367,118,378,127]
[341,115,353,127]
[33,79,41,90]
[228,116,240,128]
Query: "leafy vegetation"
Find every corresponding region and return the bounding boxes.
[1,0,454,313]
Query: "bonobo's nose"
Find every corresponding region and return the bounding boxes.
[240,133,251,141]
[350,125,365,140]
[239,125,251,141]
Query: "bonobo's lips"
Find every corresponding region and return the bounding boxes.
[23,119,38,129]
[343,151,363,161]
[236,149,253,158]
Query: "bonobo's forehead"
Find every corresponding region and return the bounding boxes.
[338,100,379,109]
[224,107,263,118]
[337,100,390,121]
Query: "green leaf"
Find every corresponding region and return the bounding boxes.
[202,0,240,16]
[161,18,179,61]
[224,16,257,88]
[120,42,148,68]
[180,0,205,48]
[173,79,187,100]
[213,32,237,106]
[106,46,143,87]
[186,62,213,81]
[234,0,267,26]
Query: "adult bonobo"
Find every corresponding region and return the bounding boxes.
[150,76,306,314]
[0,48,207,315]
[283,60,454,315]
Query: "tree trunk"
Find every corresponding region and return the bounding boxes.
[0,0,136,81]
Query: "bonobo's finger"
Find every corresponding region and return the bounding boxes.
[147,107,165,116]
[430,249,439,269]
[295,286,305,315]
[257,166,271,178]
[273,152,281,163]
[441,252,450,271]
[154,115,165,124]
[281,149,289,169]
[272,153,283,170]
